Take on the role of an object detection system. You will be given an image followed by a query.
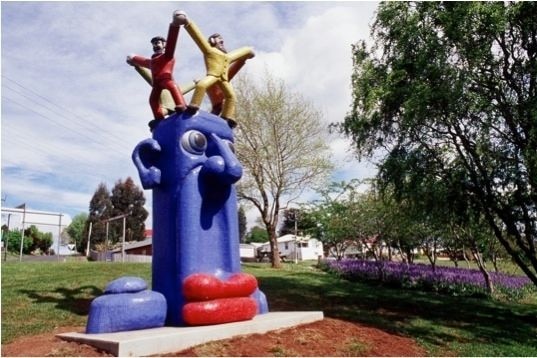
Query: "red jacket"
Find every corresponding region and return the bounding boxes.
[131,24,179,82]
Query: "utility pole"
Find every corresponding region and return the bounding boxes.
[18,204,26,262]
[86,222,93,257]
[122,216,126,262]
[294,211,299,264]
[105,221,109,261]
[57,214,63,261]
[103,213,130,262]
[2,213,11,261]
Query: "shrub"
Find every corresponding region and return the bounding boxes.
[322,259,535,300]
[4,230,34,254]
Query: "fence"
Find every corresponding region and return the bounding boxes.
[90,250,152,263]
[112,253,152,263]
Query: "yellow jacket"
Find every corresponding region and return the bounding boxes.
[185,20,253,81]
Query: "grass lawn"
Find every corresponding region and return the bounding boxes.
[2,260,537,356]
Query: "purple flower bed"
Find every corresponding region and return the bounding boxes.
[322,259,534,299]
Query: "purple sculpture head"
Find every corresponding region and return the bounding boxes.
[132,110,267,326]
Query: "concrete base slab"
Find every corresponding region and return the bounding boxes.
[57,311,324,357]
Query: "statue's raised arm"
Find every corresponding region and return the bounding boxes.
[126,11,188,131]
[177,11,254,128]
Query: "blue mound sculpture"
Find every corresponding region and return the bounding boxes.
[86,277,166,333]
[132,110,268,326]
[104,276,147,294]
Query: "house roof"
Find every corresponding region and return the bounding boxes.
[112,238,152,253]
[258,234,315,246]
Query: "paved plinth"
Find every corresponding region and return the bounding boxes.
[57,311,324,356]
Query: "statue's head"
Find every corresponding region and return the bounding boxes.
[208,33,227,53]
[151,36,166,54]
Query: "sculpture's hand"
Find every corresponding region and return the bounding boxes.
[247,49,256,59]
[173,10,189,26]
[126,54,135,66]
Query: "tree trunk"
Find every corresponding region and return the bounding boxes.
[472,249,494,295]
[404,247,414,264]
[397,240,408,267]
[462,245,471,269]
[424,245,436,273]
[491,251,499,273]
[267,224,282,268]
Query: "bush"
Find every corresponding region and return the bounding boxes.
[322,259,535,300]
[4,230,33,254]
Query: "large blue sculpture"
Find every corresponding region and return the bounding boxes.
[85,10,266,333]
[132,110,268,326]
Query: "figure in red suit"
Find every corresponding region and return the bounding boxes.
[127,11,187,131]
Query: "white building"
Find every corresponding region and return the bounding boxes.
[257,234,324,261]
[1,206,74,255]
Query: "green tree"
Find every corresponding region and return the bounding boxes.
[238,206,247,243]
[86,182,112,250]
[3,225,53,255]
[109,177,148,243]
[278,208,311,237]
[66,213,88,253]
[342,2,537,286]
[235,72,333,268]
[246,226,269,243]
[4,229,32,254]
[24,225,53,254]
[303,181,365,260]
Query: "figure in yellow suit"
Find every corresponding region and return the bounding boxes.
[176,11,255,128]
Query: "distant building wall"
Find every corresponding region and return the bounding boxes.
[1,207,73,255]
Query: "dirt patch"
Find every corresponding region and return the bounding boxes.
[1,327,112,357]
[171,318,426,357]
[2,319,426,357]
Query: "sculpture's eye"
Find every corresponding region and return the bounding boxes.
[181,130,207,155]
[224,140,235,154]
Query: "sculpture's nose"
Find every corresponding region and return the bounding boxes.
[200,133,242,184]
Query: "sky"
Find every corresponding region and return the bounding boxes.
[1,1,379,230]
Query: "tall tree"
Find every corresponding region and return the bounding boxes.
[3,229,25,253]
[278,208,309,237]
[24,225,53,254]
[246,226,269,244]
[342,2,537,285]
[66,213,88,253]
[86,182,112,250]
[109,177,148,243]
[238,205,247,243]
[303,181,365,261]
[235,73,333,268]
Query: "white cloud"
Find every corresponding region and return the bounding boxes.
[2,2,378,230]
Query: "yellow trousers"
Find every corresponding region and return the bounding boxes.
[191,76,236,120]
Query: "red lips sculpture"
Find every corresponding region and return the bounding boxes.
[182,273,258,325]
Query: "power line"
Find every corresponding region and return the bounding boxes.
[1,75,146,203]
[2,75,135,151]
[2,95,130,155]
[1,135,124,182]
[1,74,136,147]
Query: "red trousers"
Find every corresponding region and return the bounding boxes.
[150,78,186,119]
